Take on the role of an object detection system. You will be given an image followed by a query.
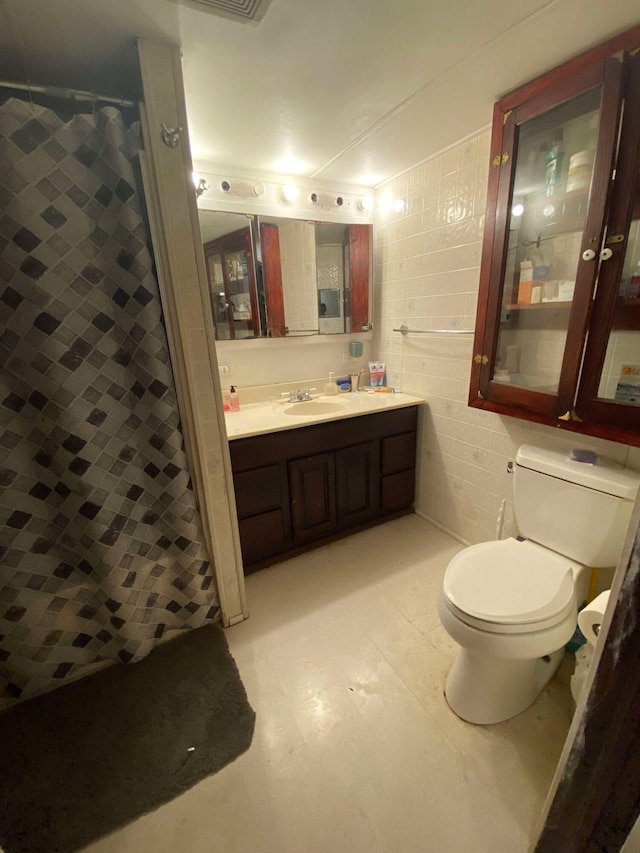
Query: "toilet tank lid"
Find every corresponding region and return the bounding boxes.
[516,445,640,500]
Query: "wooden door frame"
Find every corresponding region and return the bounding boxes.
[533,494,640,852]
[137,40,247,627]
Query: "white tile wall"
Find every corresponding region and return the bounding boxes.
[374,129,640,546]
[214,336,373,390]
[317,244,344,335]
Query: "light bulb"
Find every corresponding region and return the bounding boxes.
[282,183,299,202]
[359,196,374,211]
[392,197,405,213]
[511,203,524,217]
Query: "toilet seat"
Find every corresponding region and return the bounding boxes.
[442,538,578,635]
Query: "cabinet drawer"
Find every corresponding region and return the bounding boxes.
[233,465,282,519]
[239,509,286,567]
[381,432,416,475]
[381,469,415,512]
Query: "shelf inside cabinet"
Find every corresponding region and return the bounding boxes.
[502,301,573,330]
[510,189,590,247]
[505,302,572,310]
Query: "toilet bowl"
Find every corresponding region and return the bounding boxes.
[438,538,586,724]
[438,445,640,725]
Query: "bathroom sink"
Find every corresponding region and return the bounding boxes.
[283,400,348,416]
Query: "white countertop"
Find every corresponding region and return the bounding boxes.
[224,391,425,440]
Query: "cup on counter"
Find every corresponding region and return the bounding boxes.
[350,373,360,392]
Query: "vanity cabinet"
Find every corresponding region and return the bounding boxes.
[470,31,640,446]
[229,407,417,572]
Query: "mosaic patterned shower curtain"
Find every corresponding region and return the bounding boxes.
[0,97,220,701]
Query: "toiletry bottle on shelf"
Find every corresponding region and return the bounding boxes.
[545,131,564,197]
[229,386,240,411]
[325,372,338,396]
[222,389,231,411]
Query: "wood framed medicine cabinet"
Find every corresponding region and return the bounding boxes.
[203,227,260,341]
[470,27,640,447]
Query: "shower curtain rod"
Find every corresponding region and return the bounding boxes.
[0,79,134,108]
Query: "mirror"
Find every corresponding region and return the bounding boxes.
[198,209,371,340]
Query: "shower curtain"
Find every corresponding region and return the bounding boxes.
[0,97,220,701]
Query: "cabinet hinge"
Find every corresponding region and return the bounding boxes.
[477,391,485,400]
[474,354,489,365]
[491,153,510,167]
[503,110,512,125]
[558,409,583,422]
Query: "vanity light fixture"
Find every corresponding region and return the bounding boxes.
[282,183,300,202]
[511,203,525,217]
[309,191,345,207]
[220,179,266,197]
[358,195,374,211]
[392,197,405,213]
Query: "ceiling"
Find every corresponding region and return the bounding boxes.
[1,0,639,188]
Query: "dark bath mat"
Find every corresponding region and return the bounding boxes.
[0,624,255,853]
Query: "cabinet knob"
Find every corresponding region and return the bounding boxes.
[599,247,613,261]
[582,249,596,261]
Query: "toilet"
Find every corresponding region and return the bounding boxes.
[438,444,640,725]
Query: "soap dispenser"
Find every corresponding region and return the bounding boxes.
[325,372,337,396]
[229,385,240,411]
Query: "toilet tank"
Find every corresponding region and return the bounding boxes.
[514,445,640,567]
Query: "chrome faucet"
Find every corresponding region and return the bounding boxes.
[281,388,317,403]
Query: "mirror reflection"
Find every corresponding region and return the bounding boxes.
[198,210,371,340]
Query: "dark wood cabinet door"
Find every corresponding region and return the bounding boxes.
[348,224,371,332]
[289,453,337,544]
[335,441,380,529]
[203,226,260,340]
[576,51,640,431]
[259,223,286,337]
[472,56,623,419]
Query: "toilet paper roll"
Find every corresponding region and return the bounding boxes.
[578,590,611,646]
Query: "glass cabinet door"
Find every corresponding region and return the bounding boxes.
[477,59,623,418]
[206,251,232,340]
[224,246,256,340]
[576,52,640,429]
[203,227,259,341]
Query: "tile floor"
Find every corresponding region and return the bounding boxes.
[83,514,575,853]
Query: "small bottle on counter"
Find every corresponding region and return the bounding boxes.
[325,372,338,396]
[229,386,240,411]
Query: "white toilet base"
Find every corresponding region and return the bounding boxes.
[444,646,564,725]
